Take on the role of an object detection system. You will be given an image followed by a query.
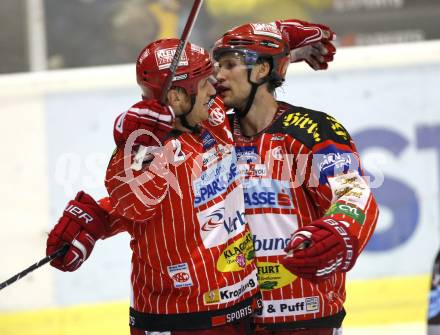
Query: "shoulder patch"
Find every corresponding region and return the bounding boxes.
[269,103,351,149]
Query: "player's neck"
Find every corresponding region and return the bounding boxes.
[239,90,277,137]
[174,118,195,133]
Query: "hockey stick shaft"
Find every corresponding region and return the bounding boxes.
[159,0,204,104]
[0,244,69,291]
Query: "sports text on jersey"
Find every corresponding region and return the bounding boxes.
[217,233,255,272]
[197,187,247,248]
[246,213,298,256]
[202,208,246,234]
[313,145,360,184]
[193,158,238,207]
[243,179,294,209]
[256,261,296,291]
[203,270,258,305]
[253,235,290,253]
[258,297,320,318]
[222,233,253,259]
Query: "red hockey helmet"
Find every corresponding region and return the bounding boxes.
[136,38,213,99]
[212,23,290,86]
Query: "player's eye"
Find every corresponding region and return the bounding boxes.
[217,59,237,70]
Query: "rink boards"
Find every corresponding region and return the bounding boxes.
[1,41,440,333]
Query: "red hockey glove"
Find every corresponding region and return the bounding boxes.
[46,191,108,272]
[114,99,175,147]
[276,19,336,70]
[282,218,359,282]
[290,41,336,70]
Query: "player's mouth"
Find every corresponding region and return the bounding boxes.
[217,85,231,97]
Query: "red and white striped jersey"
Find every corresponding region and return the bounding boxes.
[229,101,378,329]
[103,97,261,331]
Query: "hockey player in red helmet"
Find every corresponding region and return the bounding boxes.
[213,22,379,334]
[48,38,262,334]
[136,39,213,99]
[122,37,216,142]
[213,23,291,118]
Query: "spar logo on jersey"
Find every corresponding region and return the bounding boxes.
[193,158,238,207]
[167,263,193,288]
[236,146,259,163]
[155,47,188,70]
[243,179,293,209]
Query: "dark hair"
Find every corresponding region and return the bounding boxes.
[256,57,284,94]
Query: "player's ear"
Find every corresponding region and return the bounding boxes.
[258,61,271,79]
[253,60,271,83]
[167,88,191,116]
[167,89,180,105]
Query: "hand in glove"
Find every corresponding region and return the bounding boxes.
[114,99,175,147]
[276,19,336,70]
[46,191,108,272]
[282,218,358,282]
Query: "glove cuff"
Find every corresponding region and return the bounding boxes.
[312,218,359,272]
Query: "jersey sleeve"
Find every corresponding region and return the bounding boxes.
[104,144,169,223]
[305,113,379,254]
[98,196,132,238]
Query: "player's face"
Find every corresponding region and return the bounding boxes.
[191,75,217,122]
[215,53,252,110]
